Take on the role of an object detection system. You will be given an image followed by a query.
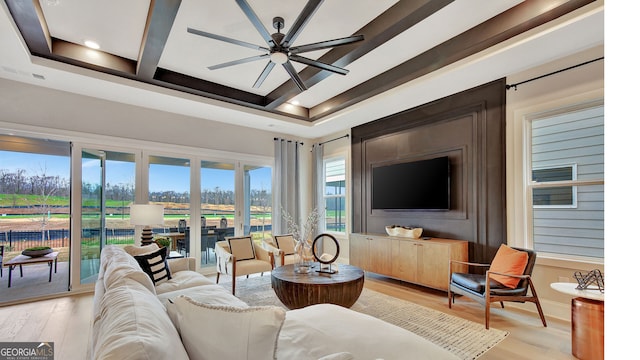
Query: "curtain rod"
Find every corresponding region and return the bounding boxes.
[273,137,304,146]
[505,56,604,91]
[318,134,349,146]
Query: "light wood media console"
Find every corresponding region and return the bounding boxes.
[350,233,468,291]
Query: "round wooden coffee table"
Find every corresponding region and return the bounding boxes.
[271,264,365,309]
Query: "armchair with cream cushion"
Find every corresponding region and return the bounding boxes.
[215,236,274,295]
[264,234,297,267]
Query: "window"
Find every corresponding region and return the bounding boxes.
[323,157,346,233]
[527,103,604,259]
[532,165,576,207]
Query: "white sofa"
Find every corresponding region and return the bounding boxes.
[91,244,457,360]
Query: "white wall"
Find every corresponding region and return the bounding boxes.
[506,45,604,321]
[0,77,310,155]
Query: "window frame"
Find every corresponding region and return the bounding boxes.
[523,100,604,262]
[531,164,578,209]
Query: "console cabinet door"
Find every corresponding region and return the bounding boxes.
[417,242,451,290]
[349,234,370,269]
[368,236,392,276]
[391,239,418,282]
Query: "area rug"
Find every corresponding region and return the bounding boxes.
[216,273,508,360]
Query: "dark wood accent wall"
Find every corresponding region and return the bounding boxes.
[351,79,506,264]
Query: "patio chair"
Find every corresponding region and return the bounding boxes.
[178,219,187,233]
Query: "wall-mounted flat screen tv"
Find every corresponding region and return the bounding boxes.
[371,156,450,210]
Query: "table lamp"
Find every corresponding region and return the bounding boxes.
[130,204,164,246]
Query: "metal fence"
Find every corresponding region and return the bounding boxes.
[1,225,275,252]
[0,230,70,252]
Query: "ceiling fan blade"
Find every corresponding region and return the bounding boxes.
[281,61,307,91]
[253,61,276,88]
[208,54,269,71]
[188,27,269,52]
[290,35,365,54]
[281,0,323,47]
[289,55,349,75]
[236,0,276,47]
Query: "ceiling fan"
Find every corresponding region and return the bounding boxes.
[187,0,364,92]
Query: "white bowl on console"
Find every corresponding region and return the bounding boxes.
[385,225,423,239]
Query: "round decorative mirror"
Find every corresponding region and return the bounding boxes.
[312,233,340,273]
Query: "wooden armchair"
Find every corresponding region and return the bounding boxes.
[215,236,274,295]
[448,245,547,329]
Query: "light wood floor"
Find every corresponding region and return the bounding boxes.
[0,273,576,360]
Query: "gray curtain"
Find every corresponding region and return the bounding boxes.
[273,138,301,235]
[312,143,325,236]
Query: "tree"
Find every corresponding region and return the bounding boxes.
[28,167,69,242]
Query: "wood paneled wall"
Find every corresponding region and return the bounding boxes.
[351,79,506,264]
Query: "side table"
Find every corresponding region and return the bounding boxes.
[551,282,604,360]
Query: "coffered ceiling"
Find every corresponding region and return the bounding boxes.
[0,0,604,138]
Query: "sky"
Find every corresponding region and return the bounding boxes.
[1,151,271,193]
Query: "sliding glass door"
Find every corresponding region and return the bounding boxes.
[80,149,136,284]
[243,165,272,246]
[0,135,71,303]
[201,161,235,267]
[149,155,190,254]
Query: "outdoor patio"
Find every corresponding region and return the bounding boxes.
[0,260,69,304]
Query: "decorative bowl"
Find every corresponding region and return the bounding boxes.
[385,225,423,239]
[22,248,53,257]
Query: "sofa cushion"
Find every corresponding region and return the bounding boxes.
[134,247,172,285]
[101,245,156,295]
[157,284,248,310]
[277,304,458,360]
[166,295,285,360]
[488,244,528,289]
[124,243,160,256]
[92,278,189,360]
[154,270,215,295]
[227,236,256,261]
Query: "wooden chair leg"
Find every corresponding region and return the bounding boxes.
[500,301,504,308]
[528,280,547,327]
[216,273,220,283]
[448,288,453,308]
[485,272,491,329]
[485,300,491,329]
[232,276,236,295]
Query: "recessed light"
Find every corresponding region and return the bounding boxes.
[290,100,300,106]
[84,40,100,50]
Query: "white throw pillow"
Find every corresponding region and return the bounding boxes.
[166,295,286,360]
[124,243,160,256]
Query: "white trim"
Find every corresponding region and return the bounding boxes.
[512,95,604,252]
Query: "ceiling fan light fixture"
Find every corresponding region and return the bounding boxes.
[270,51,288,64]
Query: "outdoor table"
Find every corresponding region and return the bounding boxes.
[4,252,59,288]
